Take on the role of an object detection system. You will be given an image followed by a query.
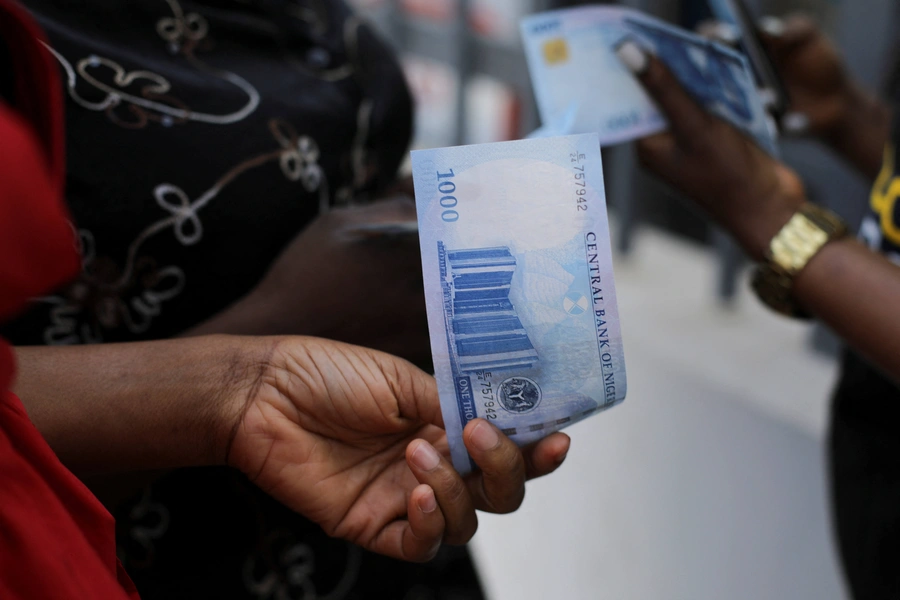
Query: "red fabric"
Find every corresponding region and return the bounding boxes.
[0,1,138,598]
[0,0,78,321]
[0,362,140,600]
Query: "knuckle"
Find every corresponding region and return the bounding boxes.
[482,467,527,514]
[427,463,470,509]
[501,447,527,480]
[329,519,366,547]
[496,486,525,514]
[440,472,470,507]
[480,435,520,469]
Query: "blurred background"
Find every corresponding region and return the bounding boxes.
[352,1,899,598]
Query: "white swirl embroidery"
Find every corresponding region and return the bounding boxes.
[37,118,327,342]
[126,487,172,569]
[42,0,260,126]
[32,0,382,343]
[243,532,361,600]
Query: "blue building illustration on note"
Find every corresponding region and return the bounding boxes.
[438,242,539,373]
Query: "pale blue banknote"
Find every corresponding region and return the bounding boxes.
[706,0,790,116]
[706,0,740,27]
[412,133,627,474]
[520,6,778,155]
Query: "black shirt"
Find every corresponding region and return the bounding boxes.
[4,0,413,345]
[5,2,484,598]
[829,113,900,599]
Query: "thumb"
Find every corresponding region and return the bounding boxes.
[372,349,444,428]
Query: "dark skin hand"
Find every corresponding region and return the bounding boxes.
[617,47,900,382]
[15,335,571,562]
[187,196,432,369]
[90,195,432,506]
[758,14,891,179]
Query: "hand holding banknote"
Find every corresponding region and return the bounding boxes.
[521,6,777,154]
[227,336,570,562]
[615,41,805,261]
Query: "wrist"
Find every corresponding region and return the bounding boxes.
[753,204,849,318]
[13,337,275,475]
[210,335,282,468]
[741,168,808,262]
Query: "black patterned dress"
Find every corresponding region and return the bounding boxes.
[4,1,485,598]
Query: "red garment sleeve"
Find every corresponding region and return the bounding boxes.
[0,345,139,600]
[0,1,139,598]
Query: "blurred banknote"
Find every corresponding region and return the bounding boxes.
[412,133,627,474]
[705,0,789,115]
[520,6,778,154]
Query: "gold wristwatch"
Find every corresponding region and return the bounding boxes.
[752,203,847,318]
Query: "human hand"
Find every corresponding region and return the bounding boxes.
[224,336,570,562]
[209,196,431,368]
[755,15,858,138]
[615,43,806,260]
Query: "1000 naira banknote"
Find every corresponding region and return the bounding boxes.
[521,6,778,155]
[412,134,626,473]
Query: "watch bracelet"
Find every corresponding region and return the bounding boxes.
[751,203,847,319]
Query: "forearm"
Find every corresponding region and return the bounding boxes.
[795,238,900,379]
[824,86,891,181]
[12,335,268,475]
[182,294,286,337]
[182,287,322,338]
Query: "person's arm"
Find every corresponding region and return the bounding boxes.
[181,197,433,368]
[758,14,891,180]
[794,239,900,377]
[13,335,258,475]
[615,45,900,381]
[12,335,569,561]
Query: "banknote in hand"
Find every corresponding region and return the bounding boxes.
[412,134,627,473]
[520,6,778,155]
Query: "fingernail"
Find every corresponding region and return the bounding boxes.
[782,111,811,134]
[615,40,649,75]
[418,488,437,513]
[758,16,785,37]
[470,421,500,452]
[758,87,778,110]
[713,22,741,45]
[411,441,441,471]
[554,451,569,466]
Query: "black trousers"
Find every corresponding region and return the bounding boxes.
[830,351,900,600]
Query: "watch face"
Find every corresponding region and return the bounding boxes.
[752,204,846,319]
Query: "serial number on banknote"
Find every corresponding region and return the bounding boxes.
[476,371,499,420]
[572,151,588,211]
